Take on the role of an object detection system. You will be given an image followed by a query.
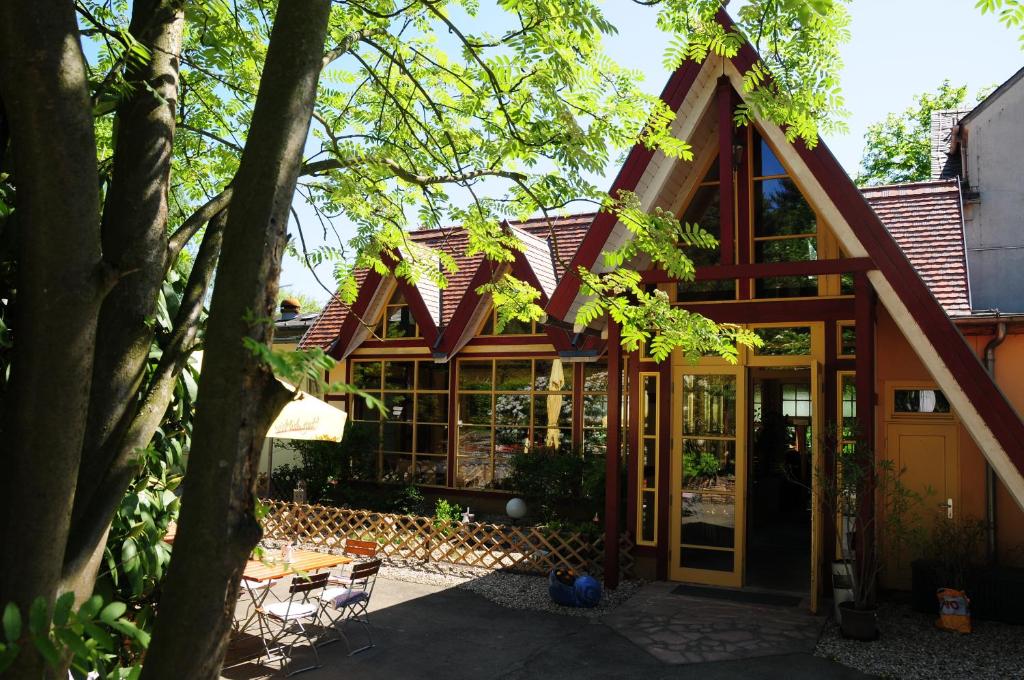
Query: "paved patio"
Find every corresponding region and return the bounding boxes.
[221,577,873,679]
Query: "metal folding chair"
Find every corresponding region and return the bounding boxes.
[317,558,381,655]
[257,572,330,676]
[327,538,380,588]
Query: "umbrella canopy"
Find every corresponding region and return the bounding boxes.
[189,351,346,442]
[266,384,348,442]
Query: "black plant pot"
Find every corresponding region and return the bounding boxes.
[838,601,878,641]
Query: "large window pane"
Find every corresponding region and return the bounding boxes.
[459,360,492,390]
[682,375,737,436]
[381,422,413,453]
[583,429,607,456]
[352,361,381,390]
[642,439,657,487]
[495,428,529,456]
[583,362,609,392]
[534,359,571,391]
[352,393,382,421]
[385,304,417,338]
[756,275,819,299]
[533,395,572,429]
[458,394,492,425]
[496,360,532,391]
[755,237,817,262]
[680,184,721,267]
[416,394,448,423]
[682,439,737,489]
[681,491,736,549]
[418,362,449,390]
[677,279,736,303]
[680,547,734,572]
[415,424,448,454]
[382,453,413,483]
[384,361,415,390]
[753,179,816,237]
[384,393,413,422]
[583,394,607,428]
[414,456,447,486]
[754,136,786,177]
[753,326,812,356]
[495,394,531,426]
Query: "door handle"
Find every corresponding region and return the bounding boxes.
[939,497,953,519]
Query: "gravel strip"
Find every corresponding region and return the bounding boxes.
[458,572,643,619]
[815,603,1024,679]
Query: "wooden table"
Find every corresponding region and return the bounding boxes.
[236,549,352,634]
[242,549,351,582]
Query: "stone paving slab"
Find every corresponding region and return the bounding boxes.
[603,581,826,664]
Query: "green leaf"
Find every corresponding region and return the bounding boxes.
[53,592,75,627]
[32,634,60,666]
[99,601,127,624]
[78,595,103,621]
[2,603,21,642]
[0,641,21,674]
[27,597,48,636]
[55,626,91,660]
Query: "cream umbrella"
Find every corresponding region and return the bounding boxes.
[189,351,347,441]
[544,359,565,449]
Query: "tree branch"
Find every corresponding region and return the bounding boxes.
[167,186,234,259]
[302,156,525,186]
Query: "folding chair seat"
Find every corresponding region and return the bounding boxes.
[318,558,381,655]
[257,572,329,676]
[327,539,380,587]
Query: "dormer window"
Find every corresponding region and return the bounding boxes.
[479,306,537,335]
[375,288,419,339]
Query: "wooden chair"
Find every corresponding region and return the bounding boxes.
[317,558,381,655]
[257,572,330,676]
[327,538,380,587]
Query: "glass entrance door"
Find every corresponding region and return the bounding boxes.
[670,366,746,587]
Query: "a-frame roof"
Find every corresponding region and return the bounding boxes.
[543,9,1024,507]
[299,214,592,357]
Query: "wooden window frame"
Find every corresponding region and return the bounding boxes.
[886,381,955,421]
[637,372,660,547]
[455,357,574,490]
[837,320,856,359]
[349,359,448,486]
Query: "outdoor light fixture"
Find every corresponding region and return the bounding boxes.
[506,497,527,522]
[732,141,746,170]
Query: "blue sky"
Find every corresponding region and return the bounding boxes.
[281,0,1023,305]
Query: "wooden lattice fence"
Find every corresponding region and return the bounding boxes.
[260,499,634,578]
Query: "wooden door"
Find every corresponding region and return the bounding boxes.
[670,366,746,587]
[883,420,959,587]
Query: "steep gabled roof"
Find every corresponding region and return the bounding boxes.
[544,8,1024,506]
[298,214,593,353]
[863,179,971,317]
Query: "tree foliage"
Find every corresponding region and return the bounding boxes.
[0,0,868,677]
[856,80,972,186]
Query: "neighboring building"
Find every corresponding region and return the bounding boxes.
[274,297,321,348]
[932,66,1024,312]
[300,12,1024,608]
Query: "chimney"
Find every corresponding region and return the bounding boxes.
[279,297,301,321]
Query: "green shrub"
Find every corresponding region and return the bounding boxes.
[507,446,605,521]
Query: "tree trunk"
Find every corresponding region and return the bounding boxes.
[66,0,186,591]
[0,1,102,677]
[61,212,227,601]
[140,1,331,677]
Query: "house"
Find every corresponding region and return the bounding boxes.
[298,12,1024,608]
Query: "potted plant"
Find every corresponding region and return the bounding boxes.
[815,428,925,640]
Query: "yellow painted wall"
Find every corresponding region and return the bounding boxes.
[876,309,1024,567]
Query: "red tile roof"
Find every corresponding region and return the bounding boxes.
[298,214,595,349]
[862,179,971,317]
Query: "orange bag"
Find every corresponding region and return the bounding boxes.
[936,588,972,634]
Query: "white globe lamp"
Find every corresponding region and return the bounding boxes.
[506,497,528,523]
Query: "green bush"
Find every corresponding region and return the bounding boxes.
[507,447,605,521]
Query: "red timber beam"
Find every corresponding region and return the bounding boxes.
[854,273,877,573]
[677,298,855,324]
[604,317,623,588]
[717,76,735,267]
[328,269,384,360]
[641,258,874,283]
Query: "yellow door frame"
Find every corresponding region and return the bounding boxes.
[668,322,825,607]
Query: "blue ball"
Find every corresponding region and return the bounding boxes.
[573,575,602,608]
[548,569,578,607]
